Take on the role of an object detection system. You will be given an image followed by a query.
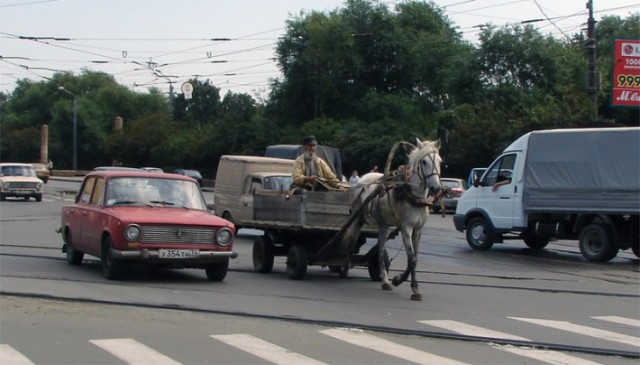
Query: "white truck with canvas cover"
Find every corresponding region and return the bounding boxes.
[453,127,640,262]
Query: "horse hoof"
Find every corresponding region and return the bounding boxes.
[410,293,423,301]
[381,283,393,291]
[392,276,403,287]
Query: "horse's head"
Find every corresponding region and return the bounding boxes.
[408,138,443,196]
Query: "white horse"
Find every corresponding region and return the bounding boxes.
[355,138,443,301]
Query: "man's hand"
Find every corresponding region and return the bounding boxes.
[304,176,317,184]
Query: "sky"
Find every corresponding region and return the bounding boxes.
[1,0,638,101]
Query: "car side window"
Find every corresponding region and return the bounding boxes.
[90,177,105,206]
[250,178,262,194]
[79,177,96,204]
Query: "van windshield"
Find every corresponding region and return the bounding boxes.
[264,176,293,191]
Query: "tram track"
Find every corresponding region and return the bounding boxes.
[1,291,638,360]
[1,250,638,299]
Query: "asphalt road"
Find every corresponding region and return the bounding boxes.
[0,178,638,364]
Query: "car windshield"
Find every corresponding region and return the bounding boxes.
[263,176,293,191]
[105,177,206,210]
[1,166,37,177]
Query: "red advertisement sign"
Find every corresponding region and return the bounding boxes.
[611,38,640,107]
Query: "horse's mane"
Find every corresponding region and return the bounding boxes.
[407,139,442,173]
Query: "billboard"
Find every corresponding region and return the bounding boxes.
[611,38,640,108]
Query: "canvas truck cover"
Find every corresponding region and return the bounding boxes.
[265,144,344,180]
[523,127,640,214]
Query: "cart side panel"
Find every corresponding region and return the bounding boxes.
[254,193,302,224]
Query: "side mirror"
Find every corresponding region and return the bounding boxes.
[472,173,480,188]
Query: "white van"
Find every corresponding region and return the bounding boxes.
[453,128,640,262]
[213,155,294,224]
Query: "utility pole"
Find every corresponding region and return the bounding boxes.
[586,0,599,121]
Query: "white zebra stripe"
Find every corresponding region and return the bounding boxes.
[0,345,34,365]
[90,338,181,365]
[592,316,640,328]
[508,317,640,348]
[320,327,468,365]
[211,334,326,365]
[418,319,530,341]
[491,344,603,365]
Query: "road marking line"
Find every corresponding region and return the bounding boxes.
[211,334,326,365]
[90,338,181,365]
[0,345,34,365]
[418,320,531,341]
[320,327,468,365]
[492,344,603,365]
[592,316,640,328]
[508,317,640,348]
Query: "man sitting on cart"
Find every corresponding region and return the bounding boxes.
[291,135,344,193]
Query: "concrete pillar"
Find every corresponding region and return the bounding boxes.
[40,124,49,164]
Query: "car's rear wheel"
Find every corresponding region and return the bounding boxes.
[101,236,123,280]
[65,231,84,265]
[205,259,229,281]
[35,194,42,202]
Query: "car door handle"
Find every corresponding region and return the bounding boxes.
[243,203,248,206]
[500,197,510,199]
[82,211,88,215]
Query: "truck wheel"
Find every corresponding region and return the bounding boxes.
[101,236,124,280]
[205,259,229,281]
[579,224,619,262]
[522,232,550,250]
[253,236,274,273]
[35,194,43,202]
[286,245,308,280]
[466,217,494,250]
[367,248,390,281]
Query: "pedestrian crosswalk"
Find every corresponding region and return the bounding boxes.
[2,315,638,364]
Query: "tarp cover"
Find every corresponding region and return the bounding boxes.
[265,144,344,180]
[523,128,640,213]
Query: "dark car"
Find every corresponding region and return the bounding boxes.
[174,169,204,187]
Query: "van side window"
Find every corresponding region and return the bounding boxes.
[483,154,516,187]
[249,178,262,194]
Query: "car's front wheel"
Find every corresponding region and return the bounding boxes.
[101,236,123,280]
[205,259,229,281]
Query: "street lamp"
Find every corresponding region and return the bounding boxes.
[58,86,77,171]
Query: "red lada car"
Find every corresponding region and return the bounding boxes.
[59,170,237,281]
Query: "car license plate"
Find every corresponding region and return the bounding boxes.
[158,249,199,259]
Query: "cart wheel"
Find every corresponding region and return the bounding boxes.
[286,245,308,280]
[253,236,274,273]
[338,266,349,278]
[368,248,390,281]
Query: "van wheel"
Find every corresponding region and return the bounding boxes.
[253,236,274,273]
[466,217,494,250]
[579,224,618,262]
[522,232,550,250]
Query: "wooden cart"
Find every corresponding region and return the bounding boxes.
[245,190,391,280]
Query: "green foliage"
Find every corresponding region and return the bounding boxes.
[1,2,637,179]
